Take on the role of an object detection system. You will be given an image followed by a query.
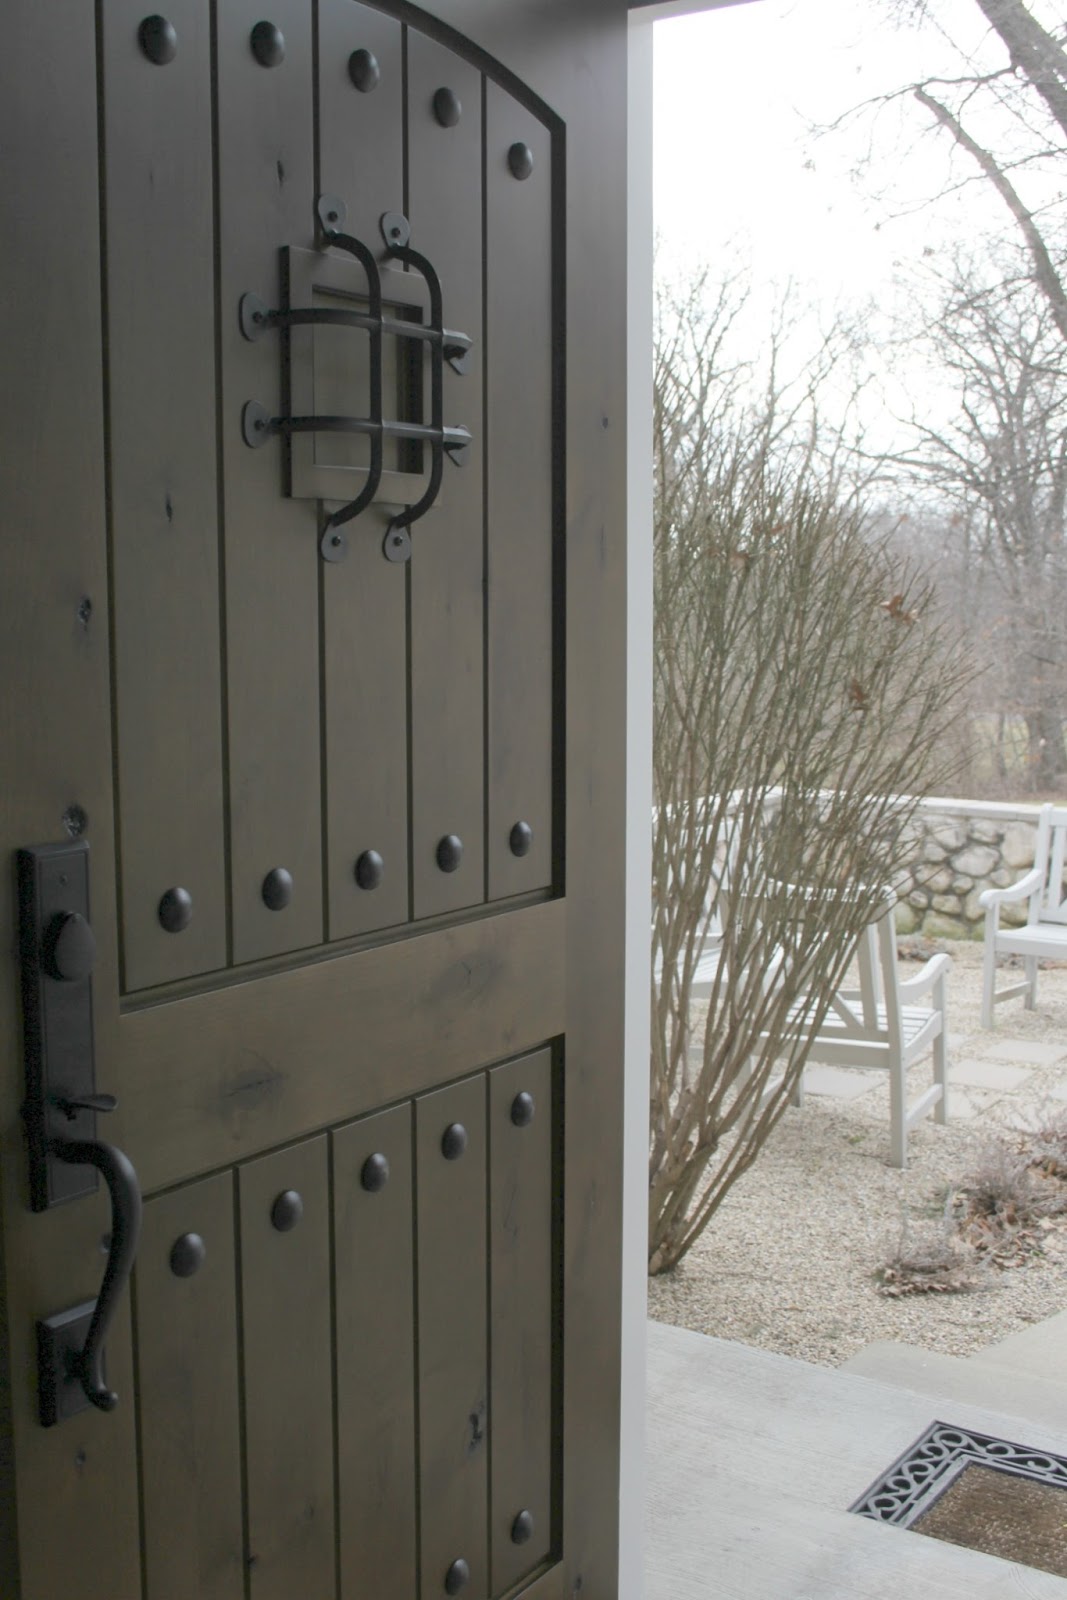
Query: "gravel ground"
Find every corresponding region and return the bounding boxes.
[647,940,1067,1367]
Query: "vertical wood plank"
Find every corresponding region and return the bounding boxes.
[416,1076,488,1600]
[216,0,322,964]
[317,0,410,940]
[407,35,486,921]
[485,89,554,903]
[333,1105,417,1599]
[489,1049,555,1594]
[103,0,227,993]
[240,1137,334,1600]
[0,2,140,1595]
[135,1173,243,1600]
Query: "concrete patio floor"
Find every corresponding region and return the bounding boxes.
[645,951,1067,1594]
[645,1315,1067,1597]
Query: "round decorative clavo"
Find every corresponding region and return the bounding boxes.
[360,1153,390,1193]
[139,14,177,64]
[348,47,380,92]
[433,86,462,127]
[158,886,193,934]
[444,1557,470,1595]
[441,1123,468,1162]
[354,849,384,891]
[262,867,293,911]
[511,1509,534,1545]
[507,142,534,181]
[169,1232,206,1279]
[509,820,533,858]
[270,1190,303,1232]
[250,20,285,67]
[436,834,463,874]
[510,1092,536,1129]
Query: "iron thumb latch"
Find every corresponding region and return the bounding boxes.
[241,194,472,564]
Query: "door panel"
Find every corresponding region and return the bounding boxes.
[318,0,410,941]
[1,3,627,1597]
[118,898,564,1193]
[407,33,486,922]
[217,0,322,965]
[239,1137,335,1600]
[416,1076,488,1600]
[334,1105,417,1600]
[489,1049,556,1594]
[485,88,554,903]
[102,0,227,993]
[134,1174,243,1600]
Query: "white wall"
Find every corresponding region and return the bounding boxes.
[623,5,761,1590]
[620,15,655,1598]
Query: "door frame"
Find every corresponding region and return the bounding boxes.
[622,7,760,1596]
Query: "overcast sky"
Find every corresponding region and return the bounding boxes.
[652,0,1063,457]
[653,0,1049,310]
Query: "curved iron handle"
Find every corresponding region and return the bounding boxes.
[49,1137,142,1412]
[380,230,448,542]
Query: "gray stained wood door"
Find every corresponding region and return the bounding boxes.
[0,3,628,1599]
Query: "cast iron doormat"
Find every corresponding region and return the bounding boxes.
[850,1420,1067,1578]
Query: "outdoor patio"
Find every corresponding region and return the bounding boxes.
[645,939,1067,1594]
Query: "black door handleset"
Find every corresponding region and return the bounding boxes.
[242,194,473,565]
[17,841,143,1426]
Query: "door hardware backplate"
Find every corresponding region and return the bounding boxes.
[17,840,101,1209]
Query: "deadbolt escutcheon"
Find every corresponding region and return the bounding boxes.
[42,911,95,984]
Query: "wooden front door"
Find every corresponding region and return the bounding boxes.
[0,3,628,1598]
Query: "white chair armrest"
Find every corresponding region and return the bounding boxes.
[897,951,951,1002]
[978,867,1043,910]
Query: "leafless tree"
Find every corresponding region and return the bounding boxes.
[650,275,971,1275]
[861,0,1067,334]
[880,251,1067,786]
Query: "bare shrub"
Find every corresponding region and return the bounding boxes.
[876,1224,985,1297]
[649,274,972,1275]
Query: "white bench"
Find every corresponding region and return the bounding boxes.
[980,802,1067,1027]
[758,890,950,1168]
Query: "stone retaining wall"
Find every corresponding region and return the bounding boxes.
[894,798,1042,940]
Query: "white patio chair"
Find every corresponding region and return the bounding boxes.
[758,889,950,1168]
[980,802,1067,1027]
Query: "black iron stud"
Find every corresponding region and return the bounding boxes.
[158,886,193,934]
[271,1190,303,1232]
[354,850,384,891]
[348,47,380,92]
[262,867,293,911]
[441,1123,468,1162]
[511,1509,534,1545]
[62,804,88,839]
[250,20,285,67]
[433,86,462,127]
[169,1232,206,1279]
[444,1558,470,1595]
[436,834,463,874]
[361,1153,390,1193]
[509,820,533,858]
[508,142,534,181]
[139,14,177,64]
[510,1092,536,1129]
